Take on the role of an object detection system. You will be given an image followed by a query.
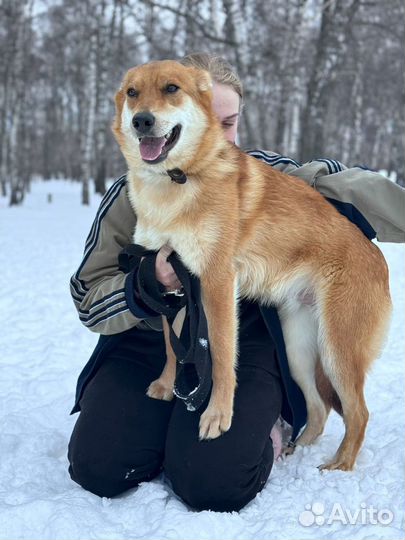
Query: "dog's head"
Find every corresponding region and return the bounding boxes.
[113,60,221,175]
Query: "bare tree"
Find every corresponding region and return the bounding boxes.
[8,0,34,206]
[0,0,403,203]
[300,0,361,161]
[82,29,97,206]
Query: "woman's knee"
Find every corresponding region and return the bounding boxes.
[164,440,274,512]
[68,442,162,498]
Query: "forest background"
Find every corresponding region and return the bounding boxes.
[1,0,404,205]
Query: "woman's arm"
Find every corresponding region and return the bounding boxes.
[69,175,159,335]
[248,150,405,243]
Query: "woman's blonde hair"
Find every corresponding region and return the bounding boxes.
[179,52,243,103]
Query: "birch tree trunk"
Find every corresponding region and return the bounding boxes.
[300,0,360,160]
[222,0,256,147]
[9,0,32,206]
[184,0,201,52]
[210,0,222,38]
[277,1,311,156]
[0,2,16,197]
[94,0,108,196]
[82,32,98,205]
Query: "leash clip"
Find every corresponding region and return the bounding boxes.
[163,288,185,297]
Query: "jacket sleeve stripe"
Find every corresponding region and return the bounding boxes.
[84,175,126,253]
[248,149,301,168]
[82,175,126,261]
[77,288,126,315]
[79,296,127,324]
[312,158,332,174]
[70,275,87,298]
[331,159,343,172]
[249,150,344,175]
[70,288,84,303]
[83,305,130,329]
[310,158,343,174]
[70,176,127,300]
[270,157,300,168]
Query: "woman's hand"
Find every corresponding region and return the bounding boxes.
[155,245,182,292]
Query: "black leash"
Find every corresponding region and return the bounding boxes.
[118,244,212,411]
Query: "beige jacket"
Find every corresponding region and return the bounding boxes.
[70,151,405,335]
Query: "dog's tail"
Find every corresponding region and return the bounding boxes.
[315,358,343,417]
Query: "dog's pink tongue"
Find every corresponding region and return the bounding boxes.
[139,137,166,161]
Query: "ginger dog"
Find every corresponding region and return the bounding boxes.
[112,60,391,471]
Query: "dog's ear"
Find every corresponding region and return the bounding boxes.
[114,85,125,114]
[184,66,212,93]
[112,85,125,138]
[196,69,212,92]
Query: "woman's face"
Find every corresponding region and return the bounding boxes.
[212,82,240,144]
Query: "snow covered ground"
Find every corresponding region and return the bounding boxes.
[1,179,404,540]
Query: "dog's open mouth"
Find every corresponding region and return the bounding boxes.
[138,125,181,164]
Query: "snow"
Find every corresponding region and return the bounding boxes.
[199,338,208,349]
[0,179,404,540]
[379,170,398,183]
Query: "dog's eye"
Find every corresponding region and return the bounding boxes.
[127,88,138,98]
[165,84,179,94]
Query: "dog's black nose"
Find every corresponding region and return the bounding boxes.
[132,112,155,134]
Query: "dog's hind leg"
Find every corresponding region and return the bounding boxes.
[279,303,329,449]
[316,281,391,471]
[316,317,373,471]
[317,348,369,472]
[315,359,342,417]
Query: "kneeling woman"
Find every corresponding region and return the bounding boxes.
[67,52,404,512]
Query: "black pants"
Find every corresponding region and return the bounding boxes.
[68,300,282,512]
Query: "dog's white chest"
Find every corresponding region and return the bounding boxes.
[134,223,208,276]
[128,179,218,277]
[133,224,169,252]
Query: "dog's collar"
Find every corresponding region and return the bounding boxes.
[167,168,187,184]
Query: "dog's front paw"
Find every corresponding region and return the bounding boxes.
[147,379,174,401]
[199,404,233,440]
[318,458,354,472]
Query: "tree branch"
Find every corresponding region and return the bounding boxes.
[136,0,237,46]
